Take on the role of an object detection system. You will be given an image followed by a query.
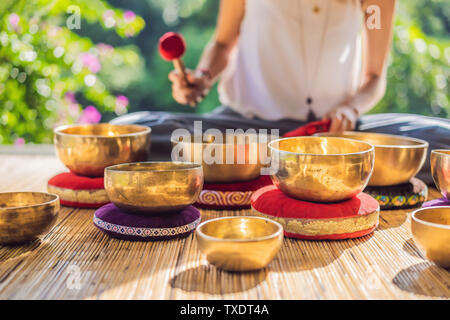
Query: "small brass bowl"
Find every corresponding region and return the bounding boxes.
[431,150,450,199]
[269,136,374,202]
[0,192,60,245]
[411,206,450,268]
[196,216,283,272]
[315,132,428,186]
[54,123,151,177]
[171,133,272,183]
[105,161,203,214]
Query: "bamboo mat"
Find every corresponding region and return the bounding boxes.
[0,150,449,300]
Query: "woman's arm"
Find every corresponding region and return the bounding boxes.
[326,0,396,132]
[169,0,245,106]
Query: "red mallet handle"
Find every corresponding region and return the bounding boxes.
[159,32,190,84]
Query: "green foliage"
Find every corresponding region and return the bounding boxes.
[372,1,450,117]
[0,0,145,144]
[0,0,448,145]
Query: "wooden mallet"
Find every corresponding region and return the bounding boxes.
[159,32,190,84]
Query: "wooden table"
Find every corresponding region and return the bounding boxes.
[0,146,449,300]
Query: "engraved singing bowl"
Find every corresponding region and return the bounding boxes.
[412,206,450,268]
[269,136,374,203]
[54,124,151,177]
[0,192,60,245]
[171,133,272,183]
[431,150,450,199]
[196,216,283,272]
[104,161,203,214]
[315,132,428,186]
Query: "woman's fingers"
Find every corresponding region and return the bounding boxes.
[329,112,342,132]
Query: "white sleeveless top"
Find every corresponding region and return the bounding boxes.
[218,0,364,121]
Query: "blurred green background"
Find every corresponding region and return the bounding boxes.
[0,0,449,144]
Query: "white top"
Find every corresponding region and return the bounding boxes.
[218,0,364,121]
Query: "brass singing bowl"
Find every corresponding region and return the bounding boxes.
[54,124,151,177]
[0,192,60,245]
[412,206,450,268]
[196,216,283,272]
[315,132,428,186]
[269,136,374,202]
[431,150,450,199]
[105,161,203,214]
[171,133,272,183]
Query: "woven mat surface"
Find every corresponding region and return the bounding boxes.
[0,151,449,300]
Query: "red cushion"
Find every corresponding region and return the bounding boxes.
[48,172,104,190]
[196,175,273,210]
[251,185,379,240]
[47,172,108,208]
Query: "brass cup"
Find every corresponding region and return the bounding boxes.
[104,161,203,214]
[196,216,283,272]
[431,150,450,199]
[54,123,151,177]
[315,132,428,186]
[411,206,450,268]
[171,133,273,183]
[0,192,60,245]
[269,136,374,202]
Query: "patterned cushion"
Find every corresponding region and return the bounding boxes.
[196,175,272,210]
[93,203,200,241]
[364,177,428,210]
[251,185,379,240]
[47,172,108,208]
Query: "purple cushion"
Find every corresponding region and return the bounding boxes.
[93,203,201,241]
[422,197,450,208]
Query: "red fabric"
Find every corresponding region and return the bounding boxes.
[284,225,376,240]
[251,185,379,219]
[283,119,331,137]
[158,32,186,61]
[203,175,272,192]
[48,172,104,190]
[60,199,109,209]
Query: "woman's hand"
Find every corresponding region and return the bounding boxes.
[169,69,212,107]
[324,104,359,132]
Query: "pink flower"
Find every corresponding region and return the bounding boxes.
[103,10,114,19]
[14,137,25,146]
[65,92,77,104]
[116,95,129,107]
[79,106,101,124]
[68,103,81,118]
[98,43,114,56]
[9,13,19,27]
[81,53,101,73]
[124,10,136,22]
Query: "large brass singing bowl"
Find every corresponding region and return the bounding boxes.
[105,162,203,214]
[196,216,283,272]
[412,206,450,268]
[315,132,428,186]
[431,150,450,199]
[269,137,374,203]
[0,192,60,245]
[171,133,272,183]
[55,124,151,177]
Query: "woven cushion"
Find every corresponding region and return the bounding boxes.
[251,185,379,240]
[364,177,428,210]
[93,203,200,241]
[196,175,272,210]
[47,172,108,208]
